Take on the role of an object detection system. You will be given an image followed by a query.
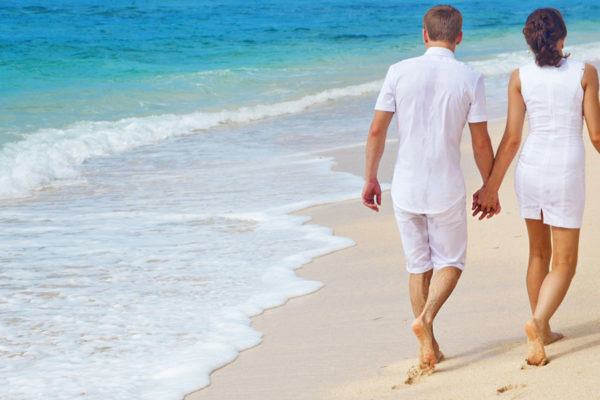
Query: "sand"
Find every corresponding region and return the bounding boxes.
[186,119,600,400]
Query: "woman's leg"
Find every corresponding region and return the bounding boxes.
[524,218,563,344]
[525,225,580,365]
[525,218,552,313]
[534,226,579,320]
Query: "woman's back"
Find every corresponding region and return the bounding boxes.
[518,58,586,173]
[520,58,585,138]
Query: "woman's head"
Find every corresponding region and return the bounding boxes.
[523,8,568,67]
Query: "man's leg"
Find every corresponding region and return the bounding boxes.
[409,270,442,361]
[412,266,461,369]
[409,271,432,316]
[412,199,467,370]
[394,204,439,367]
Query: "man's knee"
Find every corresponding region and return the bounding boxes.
[433,264,463,275]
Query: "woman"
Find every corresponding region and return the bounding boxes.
[475,8,600,365]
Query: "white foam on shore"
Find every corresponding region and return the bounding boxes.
[0,80,381,200]
[0,100,370,400]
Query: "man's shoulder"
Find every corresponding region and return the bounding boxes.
[385,55,426,77]
[391,54,425,67]
[451,58,484,81]
[390,55,483,78]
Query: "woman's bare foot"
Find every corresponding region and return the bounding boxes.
[412,316,435,370]
[543,331,564,345]
[435,350,445,363]
[433,339,444,363]
[541,321,564,345]
[525,318,548,366]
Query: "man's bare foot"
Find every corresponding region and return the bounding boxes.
[525,318,548,366]
[412,316,435,370]
[541,321,564,345]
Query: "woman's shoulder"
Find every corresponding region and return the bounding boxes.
[583,62,598,75]
[582,63,599,89]
[518,61,537,73]
[517,62,537,82]
[564,57,585,69]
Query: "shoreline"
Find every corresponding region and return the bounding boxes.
[186,119,600,399]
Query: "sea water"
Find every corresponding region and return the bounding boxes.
[1,1,600,399]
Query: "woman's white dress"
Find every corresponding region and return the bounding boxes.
[515,58,586,229]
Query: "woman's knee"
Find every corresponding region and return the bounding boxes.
[552,258,577,280]
[529,244,552,264]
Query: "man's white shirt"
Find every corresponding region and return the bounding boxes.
[375,46,487,213]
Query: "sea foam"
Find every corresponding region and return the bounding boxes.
[0,80,381,200]
[0,95,372,399]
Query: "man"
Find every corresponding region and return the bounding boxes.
[361,5,498,370]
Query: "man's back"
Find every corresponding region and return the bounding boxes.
[375,47,486,213]
[361,4,495,372]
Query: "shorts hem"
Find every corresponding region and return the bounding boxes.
[406,264,434,274]
[433,263,464,272]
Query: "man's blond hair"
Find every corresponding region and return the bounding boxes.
[423,5,463,42]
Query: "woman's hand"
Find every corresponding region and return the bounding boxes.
[472,185,501,220]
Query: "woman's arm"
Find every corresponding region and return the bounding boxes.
[582,63,600,153]
[475,69,526,214]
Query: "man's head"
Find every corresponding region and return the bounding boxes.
[423,5,463,48]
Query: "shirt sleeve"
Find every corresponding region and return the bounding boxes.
[467,73,487,123]
[374,67,396,112]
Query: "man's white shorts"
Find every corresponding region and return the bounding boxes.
[393,198,467,274]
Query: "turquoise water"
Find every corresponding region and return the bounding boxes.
[3,0,600,140]
[2,2,600,399]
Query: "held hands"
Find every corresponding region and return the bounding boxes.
[362,178,501,218]
[362,179,382,212]
[472,185,501,220]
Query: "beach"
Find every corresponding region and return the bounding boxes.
[188,120,600,400]
[3,2,600,399]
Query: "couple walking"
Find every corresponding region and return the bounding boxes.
[362,5,600,369]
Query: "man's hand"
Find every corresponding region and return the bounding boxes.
[472,187,483,211]
[472,185,501,220]
[362,179,382,212]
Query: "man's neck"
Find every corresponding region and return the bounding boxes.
[425,41,456,53]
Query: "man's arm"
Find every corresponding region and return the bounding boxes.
[362,110,394,212]
[469,121,494,182]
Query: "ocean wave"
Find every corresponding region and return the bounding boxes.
[467,40,600,77]
[0,80,381,200]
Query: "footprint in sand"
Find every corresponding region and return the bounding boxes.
[404,365,433,385]
[497,384,527,395]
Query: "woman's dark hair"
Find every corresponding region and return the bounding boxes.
[523,8,569,67]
